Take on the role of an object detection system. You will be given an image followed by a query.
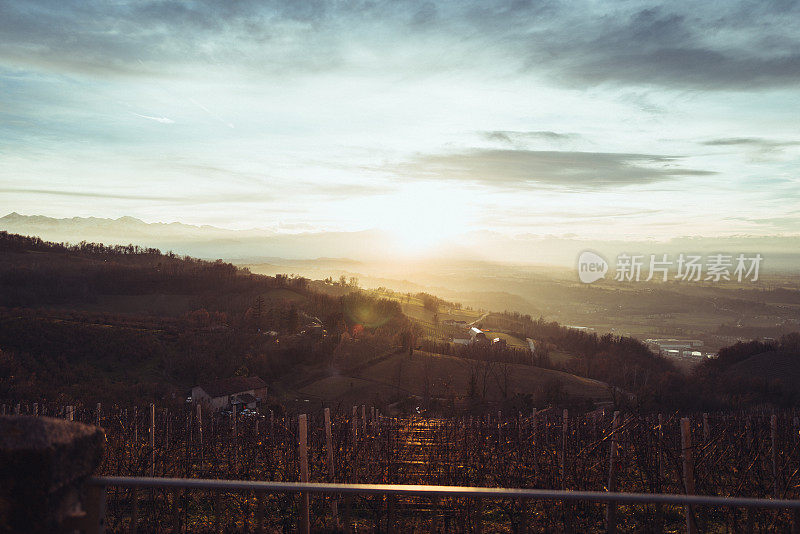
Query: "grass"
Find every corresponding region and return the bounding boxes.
[66,287,306,317]
[300,349,611,405]
[548,349,576,366]
[368,290,484,325]
[480,330,529,350]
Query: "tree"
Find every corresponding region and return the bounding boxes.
[253,296,264,320]
[418,293,439,313]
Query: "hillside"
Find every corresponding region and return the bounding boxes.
[727,352,800,390]
[0,231,686,412]
[0,232,412,405]
[299,349,610,411]
[692,335,800,406]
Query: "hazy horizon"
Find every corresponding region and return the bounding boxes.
[3,211,800,275]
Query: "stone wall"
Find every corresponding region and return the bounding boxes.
[0,416,104,533]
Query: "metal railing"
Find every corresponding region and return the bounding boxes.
[84,476,800,534]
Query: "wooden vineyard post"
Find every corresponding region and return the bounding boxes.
[361,405,367,437]
[324,408,339,527]
[386,417,397,534]
[67,405,73,421]
[96,402,102,427]
[745,416,755,534]
[149,403,156,477]
[131,487,139,534]
[681,418,698,534]
[258,410,271,534]
[196,403,204,467]
[546,412,551,449]
[298,414,311,534]
[233,410,238,475]
[256,488,266,534]
[33,403,38,417]
[657,414,664,481]
[132,407,140,533]
[497,411,503,444]
[352,406,357,442]
[771,414,779,498]
[185,409,192,475]
[345,406,357,529]
[606,411,620,533]
[746,417,753,448]
[561,409,569,490]
[656,413,665,533]
[134,407,138,446]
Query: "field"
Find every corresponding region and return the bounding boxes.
[9,402,800,532]
[548,349,576,366]
[379,290,486,340]
[480,331,529,350]
[65,286,308,317]
[298,350,611,408]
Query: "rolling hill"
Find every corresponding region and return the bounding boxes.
[299,349,611,410]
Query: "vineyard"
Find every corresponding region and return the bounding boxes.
[5,402,800,533]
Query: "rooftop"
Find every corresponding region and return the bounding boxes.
[197,376,266,398]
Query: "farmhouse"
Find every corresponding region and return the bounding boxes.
[191,376,267,412]
[453,327,488,346]
[470,327,487,343]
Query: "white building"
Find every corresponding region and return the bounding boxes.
[646,338,704,356]
[191,376,267,412]
[469,327,487,343]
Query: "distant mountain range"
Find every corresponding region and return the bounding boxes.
[2,212,799,273]
[0,212,235,238]
[0,212,392,262]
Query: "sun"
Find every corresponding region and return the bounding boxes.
[376,184,470,256]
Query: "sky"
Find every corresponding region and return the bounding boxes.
[1,0,800,256]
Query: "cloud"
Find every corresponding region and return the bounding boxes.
[132,113,175,124]
[389,148,715,190]
[701,137,800,159]
[0,188,181,202]
[482,131,580,145]
[189,99,234,129]
[0,188,274,204]
[0,0,338,77]
[308,182,396,199]
[522,4,800,90]
[2,1,799,90]
[702,138,800,149]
